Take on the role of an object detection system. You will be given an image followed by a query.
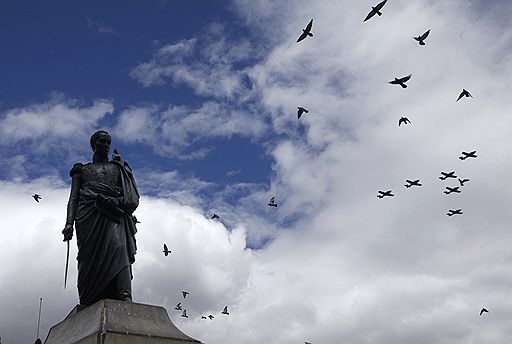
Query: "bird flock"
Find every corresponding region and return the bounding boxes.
[27,1,493,342]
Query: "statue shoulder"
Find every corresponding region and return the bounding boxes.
[69,163,84,177]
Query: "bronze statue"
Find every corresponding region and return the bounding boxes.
[62,130,139,306]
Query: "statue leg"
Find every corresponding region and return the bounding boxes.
[114,265,133,302]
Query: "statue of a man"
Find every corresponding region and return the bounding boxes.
[62,130,139,306]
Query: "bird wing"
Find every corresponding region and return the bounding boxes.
[399,74,412,82]
[305,19,313,32]
[375,0,388,11]
[456,91,464,101]
[297,32,308,42]
[420,29,430,40]
[364,10,376,22]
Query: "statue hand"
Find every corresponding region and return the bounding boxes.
[62,224,73,241]
[97,193,115,207]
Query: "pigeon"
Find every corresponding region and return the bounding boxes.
[163,244,171,257]
[112,149,121,161]
[377,190,394,198]
[208,314,215,320]
[388,74,412,88]
[480,308,489,316]
[404,179,422,188]
[211,214,220,220]
[32,194,42,202]
[447,209,463,216]
[181,309,188,318]
[268,197,278,207]
[439,171,457,180]
[459,151,477,160]
[175,302,182,311]
[458,178,470,186]
[297,19,313,42]
[398,117,411,126]
[133,215,141,224]
[456,89,472,101]
[444,186,461,195]
[413,29,430,45]
[221,306,229,315]
[297,107,309,119]
[182,291,189,299]
[201,316,207,320]
[364,0,388,22]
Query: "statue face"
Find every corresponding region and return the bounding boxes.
[93,133,111,156]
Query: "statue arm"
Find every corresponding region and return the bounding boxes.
[63,164,82,241]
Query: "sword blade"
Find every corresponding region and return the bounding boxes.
[64,240,70,289]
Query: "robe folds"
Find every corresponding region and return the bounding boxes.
[71,160,139,306]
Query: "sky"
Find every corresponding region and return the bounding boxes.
[1,0,512,343]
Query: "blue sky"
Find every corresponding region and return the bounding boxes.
[1,1,512,343]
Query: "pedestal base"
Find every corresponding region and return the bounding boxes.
[44,299,202,344]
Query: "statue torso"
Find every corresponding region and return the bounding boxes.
[80,162,121,188]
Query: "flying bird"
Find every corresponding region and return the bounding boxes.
[404,179,422,188]
[163,244,171,257]
[444,186,461,195]
[133,215,141,224]
[413,29,430,45]
[182,291,189,299]
[458,178,470,186]
[221,306,229,315]
[398,117,411,126]
[208,314,215,320]
[175,303,182,311]
[439,171,457,180]
[32,194,42,202]
[211,214,220,220]
[297,107,309,119]
[201,316,207,320]
[268,197,278,207]
[459,151,477,160]
[364,0,388,22]
[480,308,489,316]
[388,74,412,88]
[456,89,472,101]
[377,190,394,198]
[181,309,188,318]
[297,19,313,42]
[447,209,463,216]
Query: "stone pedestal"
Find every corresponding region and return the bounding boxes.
[44,299,202,344]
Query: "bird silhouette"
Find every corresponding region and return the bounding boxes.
[480,308,489,316]
[211,214,220,220]
[439,171,457,180]
[388,74,412,88]
[459,151,477,160]
[305,342,312,344]
[297,19,313,42]
[32,194,42,202]
[364,0,388,22]
[182,291,189,299]
[413,29,430,45]
[175,302,182,311]
[163,244,171,257]
[398,117,411,126]
[221,306,229,315]
[208,314,215,320]
[456,89,472,101]
[458,178,470,186]
[297,107,309,119]
[112,148,122,161]
[377,190,394,198]
[444,186,461,195]
[133,215,141,224]
[201,316,207,320]
[268,197,278,207]
[181,309,188,318]
[447,209,463,216]
[404,179,422,188]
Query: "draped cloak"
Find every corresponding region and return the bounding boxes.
[70,160,139,306]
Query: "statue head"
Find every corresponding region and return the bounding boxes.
[90,130,112,156]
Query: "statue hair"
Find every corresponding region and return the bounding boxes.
[90,130,111,151]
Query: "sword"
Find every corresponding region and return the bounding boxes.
[64,240,69,289]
